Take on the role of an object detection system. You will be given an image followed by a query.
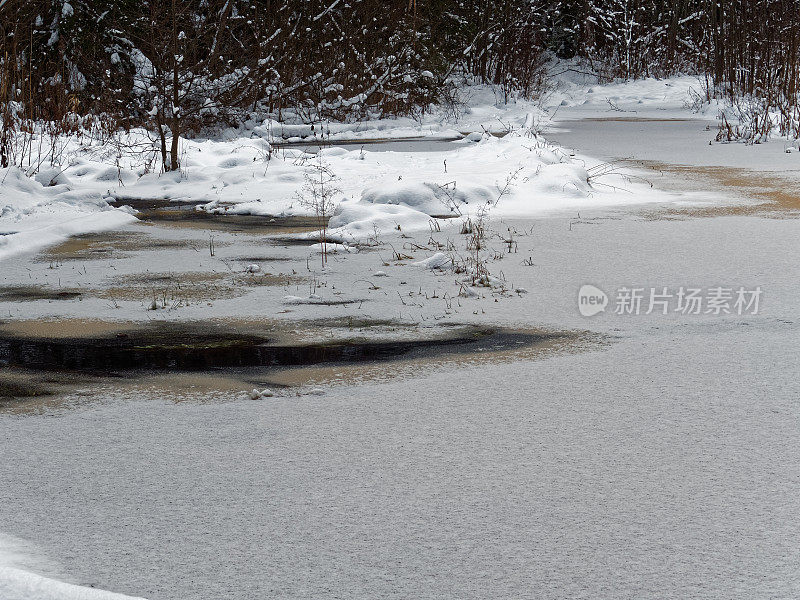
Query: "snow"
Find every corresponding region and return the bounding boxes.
[0,167,137,261]
[0,568,147,600]
[0,74,744,329]
[327,199,432,241]
[361,180,478,215]
[252,117,464,142]
[0,73,745,331]
[0,535,146,600]
[414,251,452,270]
[548,74,708,119]
[3,71,800,599]
[0,75,705,262]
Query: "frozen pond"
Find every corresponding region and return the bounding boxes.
[1,315,799,599]
[2,114,800,599]
[2,208,800,599]
[275,136,464,154]
[548,116,800,173]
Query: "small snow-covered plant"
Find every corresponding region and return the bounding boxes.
[466,203,491,286]
[684,85,709,113]
[716,97,775,144]
[502,226,518,254]
[435,181,462,215]
[521,111,547,138]
[493,166,524,206]
[367,223,382,247]
[297,153,340,268]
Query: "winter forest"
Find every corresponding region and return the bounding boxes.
[3,1,800,171]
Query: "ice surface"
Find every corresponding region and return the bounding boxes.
[1,211,799,599]
[2,74,799,600]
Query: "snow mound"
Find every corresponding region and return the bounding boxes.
[0,167,136,261]
[93,167,136,184]
[414,252,452,270]
[327,200,433,240]
[218,156,251,169]
[308,242,351,254]
[33,168,72,187]
[530,164,591,197]
[360,181,492,216]
[0,568,147,600]
[0,534,146,600]
[549,75,703,116]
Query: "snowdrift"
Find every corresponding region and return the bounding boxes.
[0,535,146,600]
[0,568,147,600]
[0,78,695,256]
[0,167,136,261]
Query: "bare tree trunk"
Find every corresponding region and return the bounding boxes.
[170,122,179,172]
[156,115,168,173]
[0,50,9,168]
[168,0,180,172]
[170,64,180,172]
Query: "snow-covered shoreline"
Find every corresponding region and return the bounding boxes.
[1,78,708,262]
[0,167,137,262]
[0,535,146,600]
[0,567,147,600]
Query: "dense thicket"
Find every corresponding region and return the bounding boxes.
[2,1,799,168]
[708,0,800,140]
[0,0,709,123]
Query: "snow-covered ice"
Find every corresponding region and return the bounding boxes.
[2,73,800,600]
